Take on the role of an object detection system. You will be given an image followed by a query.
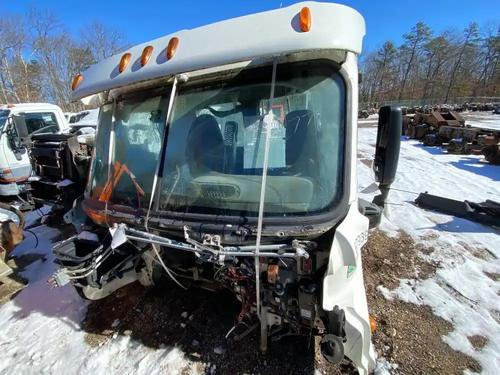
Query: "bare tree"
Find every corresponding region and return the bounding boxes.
[398,22,431,100]
[80,21,128,62]
[444,22,480,102]
[369,42,397,103]
[0,7,130,108]
[0,17,25,103]
[474,26,499,96]
[421,34,452,99]
[360,20,499,106]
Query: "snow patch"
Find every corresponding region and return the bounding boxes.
[0,216,195,374]
[374,357,399,375]
[359,122,500,374]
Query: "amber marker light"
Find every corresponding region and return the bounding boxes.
[369,315,377,333]
[119,52,132,73]
[299,7,312,32]
[166,37,180,60]
[141,45,154,67]
[71,74,83,91]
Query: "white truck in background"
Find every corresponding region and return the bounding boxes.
[0,103,69,196]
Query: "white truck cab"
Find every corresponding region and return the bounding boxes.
[51,3,402,374]
[0,103,69,196]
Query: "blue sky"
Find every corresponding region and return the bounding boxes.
[2,0,499,53]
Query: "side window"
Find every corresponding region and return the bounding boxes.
[24,112,60,135]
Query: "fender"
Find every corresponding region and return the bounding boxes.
[322,202,375,374]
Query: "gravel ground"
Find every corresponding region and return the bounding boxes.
[363,230,481,375]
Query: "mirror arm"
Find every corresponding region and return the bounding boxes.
[372,184,390,208]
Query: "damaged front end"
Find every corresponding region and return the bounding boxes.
[50,57,380,374]
[52,218,351,362]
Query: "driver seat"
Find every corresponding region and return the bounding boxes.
[185,114,224,176]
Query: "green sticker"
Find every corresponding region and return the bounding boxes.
[347,265,356,278]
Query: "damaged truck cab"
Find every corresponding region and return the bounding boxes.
[52,3,401,374]
[0,103,69,196]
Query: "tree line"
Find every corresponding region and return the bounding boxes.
[1,9,499,111]
[360,21,499,106]
[0,7,127,111]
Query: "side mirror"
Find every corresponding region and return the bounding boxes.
[374,106,401,185]
[372,106,402,208]
[12,114,30,144]
[5,115,29,159]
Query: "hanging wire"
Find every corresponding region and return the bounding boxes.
[255,58,278,321]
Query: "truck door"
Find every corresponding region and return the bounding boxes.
[2,111,61,182]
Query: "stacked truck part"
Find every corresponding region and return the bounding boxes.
[404,110,500,164]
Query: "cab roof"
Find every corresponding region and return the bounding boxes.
[72,1,365,101]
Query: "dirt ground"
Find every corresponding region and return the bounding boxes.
[0,229,482,374]
[363,231,481,375]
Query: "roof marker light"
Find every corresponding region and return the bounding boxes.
[71,74,83,91]
[119,53,132,73]
[166,37,179,60]
[140,45,154,67]
[299,7,311,32]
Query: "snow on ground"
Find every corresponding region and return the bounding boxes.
[373,357,399,375]
[0,211,196,375]
[358,126,500,374]
[358,113,379,126]
[462,111,500,131]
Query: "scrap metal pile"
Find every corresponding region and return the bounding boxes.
[403,108,500,164]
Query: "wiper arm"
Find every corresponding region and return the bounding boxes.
[110,223,310,260]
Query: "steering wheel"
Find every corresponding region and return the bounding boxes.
[31,125,58,135]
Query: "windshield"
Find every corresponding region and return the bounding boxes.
[88,61,345,218]
[88,93,170,208]
[160,61,345,217]
[0,110,10,131]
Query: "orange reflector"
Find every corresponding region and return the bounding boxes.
[299,7,311,32]
[140,45,154,67]
[369,315,377,333]
[119,52,132,73]
[71,74,83,91]
[166,37,179,60]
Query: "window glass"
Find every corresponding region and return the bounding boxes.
[89,95,169,208]
[0,110,10,130]
[159,61,345,217]
[24,112,60,135]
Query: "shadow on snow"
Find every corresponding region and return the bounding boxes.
[407,140,499,182]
